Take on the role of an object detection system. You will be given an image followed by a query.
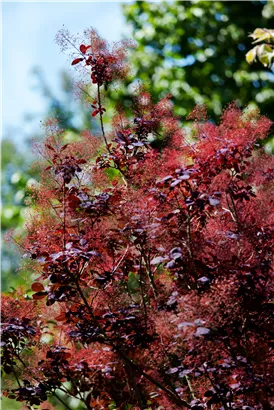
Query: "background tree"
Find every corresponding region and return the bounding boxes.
[1,139,37,291]
[121,1,274,121]
[30,68,97,134]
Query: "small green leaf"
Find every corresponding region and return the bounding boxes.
[246,47,257,64]
[127,272,140,293]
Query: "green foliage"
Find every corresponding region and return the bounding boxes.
[261,0,274,19]
[1,139,37,291]
[246,28,274,68]
[1,397,22,410]
[127,272,140,294]
[122,1,274,120]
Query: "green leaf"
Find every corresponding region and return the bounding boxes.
[246,47,257,65]
[249,28,274,44]
[127,272,140,293]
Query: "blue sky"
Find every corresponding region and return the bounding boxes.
[2,1,132,141]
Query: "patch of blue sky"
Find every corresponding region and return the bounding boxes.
[2,1,131,141]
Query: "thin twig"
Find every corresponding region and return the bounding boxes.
[63,180,66,250]
[112,245,129,274]
[138,253,148,334]
[72,271,189,407]
[185,375,196,400]
[97,83,109,149]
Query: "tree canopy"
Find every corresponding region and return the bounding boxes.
[123,1,274,120]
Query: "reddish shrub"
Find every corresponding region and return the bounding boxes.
[2,28,274,410]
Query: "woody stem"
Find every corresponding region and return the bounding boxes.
[97,83,109,150]
[73,273,189,408]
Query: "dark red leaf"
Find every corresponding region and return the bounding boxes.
[60,144,69,152]
[80,44,91,54]
[54,313,66,322]
[31,283,45,292]
[92,109,100,117]
[45,144,55,151]
[71,58,84,66]
[80,44,87,54]
[32,291,47,300]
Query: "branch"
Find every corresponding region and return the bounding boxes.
[97,83,109,150]
[72,272,189,408]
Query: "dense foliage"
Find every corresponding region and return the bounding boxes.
[122,1,274,121]
[1,28,274,410]
[246,28,274,68]
[1,139,38,291]
[1,69,97,292]
[3,2,274,292]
